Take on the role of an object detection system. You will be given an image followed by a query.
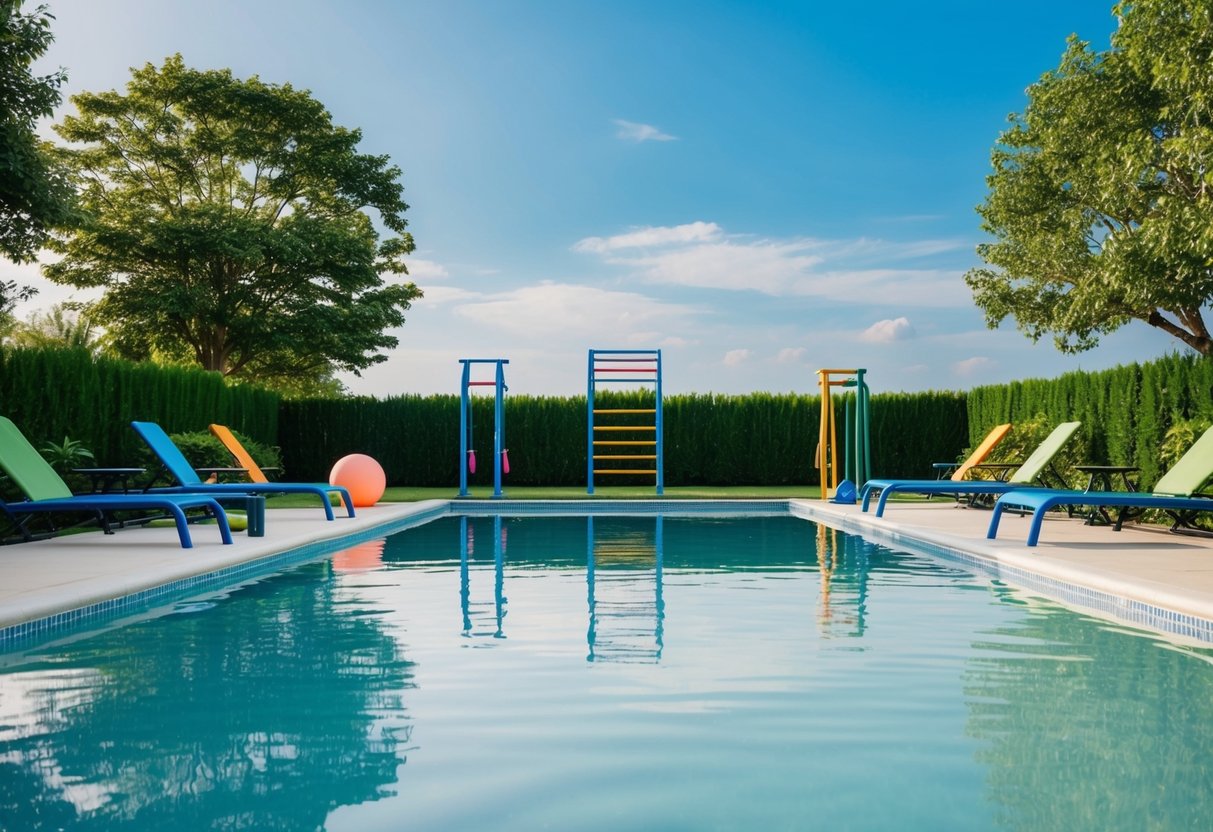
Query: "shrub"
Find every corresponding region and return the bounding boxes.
[137,430,284,483]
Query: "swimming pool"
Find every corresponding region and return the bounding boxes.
[1,513,1211,830]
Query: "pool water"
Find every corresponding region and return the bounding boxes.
[1,514,1212,831]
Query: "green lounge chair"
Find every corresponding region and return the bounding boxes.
[859,421,1081,517]
[132,421,354,520]
[0,416,232,549]
[989,425,1213,546]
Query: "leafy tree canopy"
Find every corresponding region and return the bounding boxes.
[47,55,421,385]
[966,0,1213,356]
[0,0,74,307]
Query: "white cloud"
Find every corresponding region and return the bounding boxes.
[953,356,993,376]
[574,222,971,306]
[573,221,721,254]
[613,119,677,143]
[723,348,751,367]
[861,316,916,343]
[402,258,449,280]
[454,281,699,342]
[659,335,693,348]
[413,285,478,306]
[776,347,806,363]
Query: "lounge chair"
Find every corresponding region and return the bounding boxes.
[988,425,1213,546]
[131,421,354,520]
[933,423,1012,481]
[208,424,280,483]
[0,416,232,549]
[860,421,1081,517]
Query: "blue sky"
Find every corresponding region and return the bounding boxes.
[14,0,1181,396]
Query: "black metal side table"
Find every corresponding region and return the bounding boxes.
[1073,465,1139,525]
[72,467,146,494]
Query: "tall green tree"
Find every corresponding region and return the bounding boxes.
[0,1,74,312]
[966,0,1213,356]
[47,55,421,386]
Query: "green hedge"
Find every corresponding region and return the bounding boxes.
[22,344,1212,493]
[966,353,1213,489]
[278,389,970,487]
[0,347,280,466]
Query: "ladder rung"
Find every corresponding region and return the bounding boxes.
[593,441,657,446]
[593,409,656,414]
[594,425,656,432]
[593,377,657,383]
[593,455,657,460]
[595,469,659,475]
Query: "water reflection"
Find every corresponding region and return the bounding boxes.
[0,565,414,830]
[459,515,507,639]
[331,539,386,573]
[815,523,869,639]
[585,515,665,663]
[962,592,1213,830]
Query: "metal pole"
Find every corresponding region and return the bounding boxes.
[493,360,505,498]
[459,360,470,497]
[655,349,664,495]
[587,349,595,494]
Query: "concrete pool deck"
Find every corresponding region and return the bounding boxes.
[2,497,1213,646]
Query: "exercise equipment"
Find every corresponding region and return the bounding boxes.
[816,368,871,501]
[587,349,664,494]
[459,358,509,498]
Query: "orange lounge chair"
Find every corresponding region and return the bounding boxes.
[935,423,1013,482]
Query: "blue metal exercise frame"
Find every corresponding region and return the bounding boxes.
[459,358,508,498]
[586,349,664,495]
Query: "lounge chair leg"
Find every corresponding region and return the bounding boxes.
[332,487,355,519]
[166,505,194,549]
[875,489,894,518]
[986,504,1004,539]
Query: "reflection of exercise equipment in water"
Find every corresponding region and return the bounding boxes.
[587,349,664,495]
[814,524,869,638]
[459,358,510,498]
[815,368,872,502]
[585,515,665,662]
[459,515,507,638]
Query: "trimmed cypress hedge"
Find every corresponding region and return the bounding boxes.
[966,353,1213,490]
[11,343,1207,493]
[277,389,970,486]
[0,347,279,466]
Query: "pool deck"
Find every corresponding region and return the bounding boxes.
[2,497,1213,645]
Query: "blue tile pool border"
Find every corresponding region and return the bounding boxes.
[3,498,1213,651]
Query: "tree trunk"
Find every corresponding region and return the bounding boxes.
[1146,309,1213,356]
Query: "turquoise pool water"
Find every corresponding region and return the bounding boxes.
[1,514,1212,830]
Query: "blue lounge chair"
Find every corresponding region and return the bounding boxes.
[988,425,1213,547]
[859,421,1081,517]
[131,421,354,520]
[0,416,232,549]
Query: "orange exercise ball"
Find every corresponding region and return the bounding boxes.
[329,453,386,507]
